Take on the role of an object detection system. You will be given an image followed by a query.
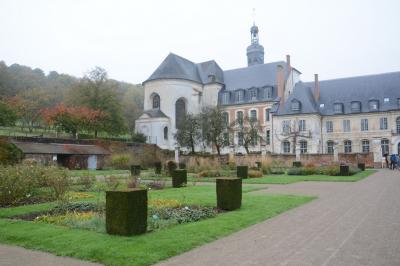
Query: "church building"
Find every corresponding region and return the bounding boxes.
[135,23,400,160]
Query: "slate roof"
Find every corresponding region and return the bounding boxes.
[142,109,168,118]
[13,142,109,155]
[275,84,319,115]
[276,72,400,116]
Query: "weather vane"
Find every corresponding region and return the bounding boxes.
[252,8,256,25]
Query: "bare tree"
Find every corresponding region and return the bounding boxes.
[230,115,263,154]
[274,118,311,154]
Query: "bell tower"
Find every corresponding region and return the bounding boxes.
[246,22,265,66]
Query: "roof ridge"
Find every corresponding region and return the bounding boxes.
[303,71,400,84]
[224,61,287,73]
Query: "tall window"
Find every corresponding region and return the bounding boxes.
[351,101,361,113]
[175,98,186,129]
[344,140,352,153]
[397,117,400,134]
[152,94,160,109]
[343,120,351,132]
[236,90,244,102]
[236,111,243,125]
[238,132,244,145]
[265,109,270,122]
[222,93,230,104]
[282,120,291,133]
[163,127,168,140]
[299,140,307,154]
[223,133,230,146]
[265,130,270,145]
[282,141,291,153]
[327,140,334,154]
[334,103,343,114]
[361,139,369,153]
[381,139,389,155]
[265,87,273,98]
[326,121,333,133]
[250,110,257,120]
[361,119,368,131]
[222,112,229,126]
[251,131,258,145]
[299,120,306,131]
[250,89,257,100]
[380,117,388,130]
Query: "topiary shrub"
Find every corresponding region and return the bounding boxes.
[166,160,177,176]
[154,162,162,174]
[172,169,187,188]
[216,178,242,211]
[0,140,24,165]
[236,166,248,179]
[130,165,141,176]
[357,163,365,171]
[293,161,302,168]
[106,189,147,236]
[248,169,263,178]
[339,164,350,176]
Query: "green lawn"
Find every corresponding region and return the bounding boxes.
[68,169,130,177]
[243,169,376,184]
[0,185,313,266]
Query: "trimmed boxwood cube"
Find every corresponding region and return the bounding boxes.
[172,169,187,188]
[237,166,248,179]
[216,177,242,211]
[357,163,365,171]
[130,165,141,176]
[154,162,162,174]
[340,164,350,176]
[293,161,302,168]
[106,189,147,236]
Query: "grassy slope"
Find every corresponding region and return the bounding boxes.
[0,186,313,266]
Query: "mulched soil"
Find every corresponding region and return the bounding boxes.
[0,197,50,208]
[12,211,50,221]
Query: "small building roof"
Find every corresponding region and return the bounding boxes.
[12,142,110,155]
[142,109,168,118]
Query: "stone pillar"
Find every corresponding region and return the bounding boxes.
[295,142,301,161]
[229,144,235,162]
[174,146,180,164]
[372,139,382,167]
[333,143,339,162]
[261,144,266,156]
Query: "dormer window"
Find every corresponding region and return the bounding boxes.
[264,87,273,99]
[351,101,361,113]
[222,92,230,104]
[291,100,301,112]
[384,97,389,103]
[250,89,257,100]
[235,90,244,102]
[333,103,343,114]
[152,94,160,109]
[369,100,379,111]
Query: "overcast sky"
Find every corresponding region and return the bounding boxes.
[1,0,399,84]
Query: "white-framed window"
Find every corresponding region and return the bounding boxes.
[351,101,361,113]
[334,103,343,114]
[250,89,257,100]
[326,121,333,133]
[265,108,270,122]
[163,126,168,140]
[299,140,307,154]
[384,97,389,103]
[223,132,230,146]
[380,117,388,130]
[236,90,244,102]
[250,109,257,120]
[251,131,258,146]
[343,120,351,132]
[222,112,229,126]
[344,140,352,153]
[265,130,270,145]
[327,140,334,154]
[299,120,306,131]
[282,141,291,153]
[152,94,160,109]
[291,101,300,111]
[396,117,400,134]
[236,111,243,125]
[381,139,389,155]
[282,120,291,133]
[361,139,369,153]
[265,87,273,98]
[369,100,379,111]
[361,119,368,131]
[238,132,244,145]
[222,92,230,104]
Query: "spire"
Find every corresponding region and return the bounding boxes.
[246,12,264,67]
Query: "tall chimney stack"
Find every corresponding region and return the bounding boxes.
[286,54,291,69]
[314,74,320,101]
[277,65,285,105]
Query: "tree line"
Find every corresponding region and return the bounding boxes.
[0,61,144,140]
[175,107,264,155]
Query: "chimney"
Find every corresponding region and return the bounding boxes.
[286,54,291,69]
[314,74,320,101]
[277,64,285,105]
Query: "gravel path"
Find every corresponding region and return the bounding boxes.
[156,169,400,266]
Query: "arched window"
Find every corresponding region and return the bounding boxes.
[299,140,307,154]
[344,140,352,153]
[381,139,389,156]
[327,140,334,154]
[282,141,291,153]
[152,94,160,109]
[163,126,168,140]
[396,117,400,134]
[175,98,186,129]
[236,111,243,125]
[222,112,229,126]
[361,139,369,153]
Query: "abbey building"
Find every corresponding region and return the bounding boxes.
[135,23,400,162]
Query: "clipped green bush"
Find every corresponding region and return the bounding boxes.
[106,189,148,236]
[248,169,263,178]
[172,169,187,188]
[293,161,302,168]
[154,162,162,174]
[130,165,141,176]
[166,160,177,176]
[357,163,366,171]
[216,178,242,211]
[339,165,350,176]
[236,166,248,179]
[0,140,24,165]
